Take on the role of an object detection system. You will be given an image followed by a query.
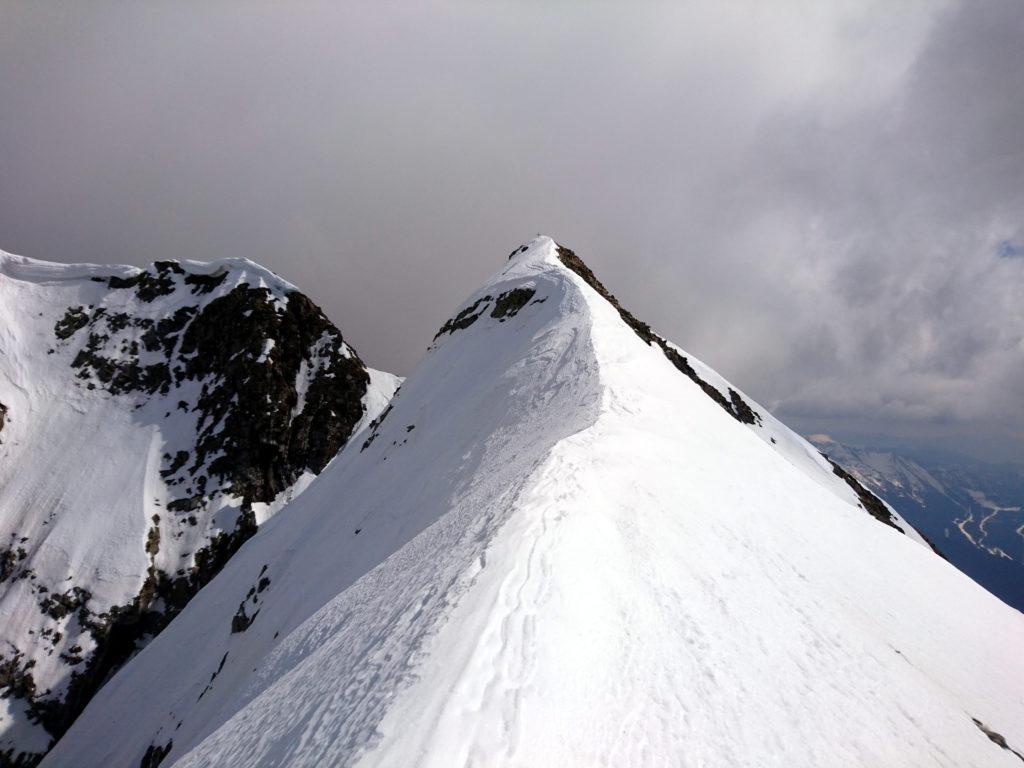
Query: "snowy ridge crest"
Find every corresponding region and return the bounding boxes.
[0,249,297,296]
[454,236,928,546]
[39,236,1024,768]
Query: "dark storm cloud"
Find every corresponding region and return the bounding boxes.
[0,1,1021,459]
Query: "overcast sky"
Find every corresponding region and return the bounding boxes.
[1,1,1021,461]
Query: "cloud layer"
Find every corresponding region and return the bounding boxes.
[1,1,1020,459]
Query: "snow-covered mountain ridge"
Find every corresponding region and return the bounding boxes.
[0,251,397,764]
[43,237,1024,767]
[809,435,1024,612]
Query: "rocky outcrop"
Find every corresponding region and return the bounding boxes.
[553,244,762,426]
[1,258,386,763]
[552,242,930,540]
[54,268,370,508]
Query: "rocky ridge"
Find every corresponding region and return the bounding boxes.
[0,252,397,765]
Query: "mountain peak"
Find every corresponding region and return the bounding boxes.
[506,234,557,262]
[39,239,1024,768]
[0,247,397,762]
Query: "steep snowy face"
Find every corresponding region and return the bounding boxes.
[47,238,1024,768]
[0,252,397,765]
[808,435,1024,612]
[42,237,604,768]
[547,243,932,543]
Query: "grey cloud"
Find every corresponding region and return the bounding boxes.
[739,0,1024,454]
[0,0,1020,460]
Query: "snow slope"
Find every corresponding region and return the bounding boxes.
[0,251,397,764]
[45,237,1024,767]
[808,435,1024,613]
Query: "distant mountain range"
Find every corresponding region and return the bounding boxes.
[809,435,1024,612]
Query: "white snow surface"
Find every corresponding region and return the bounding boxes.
[43,237,1024,767]
[0,249,396,758]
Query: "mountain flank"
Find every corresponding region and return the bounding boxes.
[0,251,397,765]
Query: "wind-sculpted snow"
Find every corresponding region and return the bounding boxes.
[0,251,397,765]
[44,238,1024,767]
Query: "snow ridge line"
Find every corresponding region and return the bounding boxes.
[138,246,605,767]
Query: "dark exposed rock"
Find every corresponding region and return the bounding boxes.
[728,388,761,426]
[196,652,229,702]
[19,265,375,755]
[214,652,228,679]
[0,548,17,583]
[0,747,43,767]
[184,270,228,295]
[166,496,204,513]
[554,244,761,426]
[145,517,161,557]
[38,587,92,622]
[53,307,89,340]
[58,648,84,666]
[106,275,138,290]
[153,261,184,276]
[824,456,904,533]
[973,718,1024,763]
[230,566,273,634]
[0,556,13,584]
[0,654,38,703]
[139,740,173,768]
[58,276,370,507]
[0,544,32,585]
[491,288,536,320]
[106,312,132,333]
[821,454,950,553]
[140,307,194,358]
[553,242,934,544]
[177,287,369,504]
[25,508,259,742]
[0,655,45,765]
[39,628,62,648]
[434,296,492,339]
[61,305,195,398]
[432,283,541,344]
[230,604,258,634]
[190,509,258,591]
[658,343,760,424]
[361,404,393,452]
[107,263,178,302]
[159,451,189,478]
[555,246,654,340]
[70,323,169,397]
